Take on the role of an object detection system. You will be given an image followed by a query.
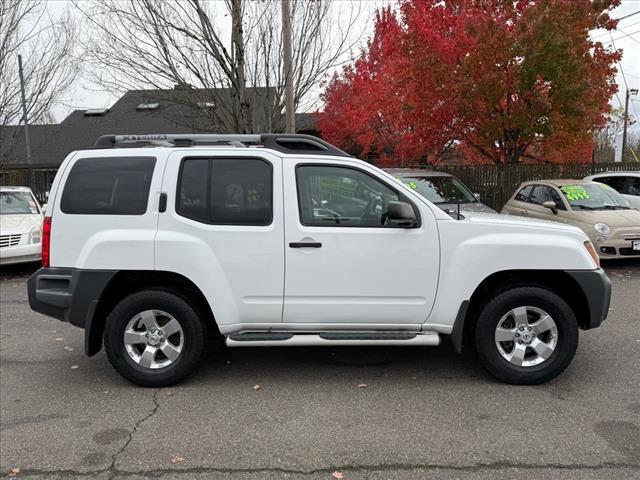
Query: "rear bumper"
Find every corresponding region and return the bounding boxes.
[28,267,116,328]
[566,269,611,329]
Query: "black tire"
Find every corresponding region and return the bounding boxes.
[474,286,579,385]
[104,290,205,387]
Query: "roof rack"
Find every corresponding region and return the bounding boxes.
[93,134,350,157]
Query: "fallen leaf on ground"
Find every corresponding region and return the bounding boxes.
[332,471,344,479]
[9,467,21,477]
[357,383,367,388]
[170,455,184,464]
[252,384,261,391]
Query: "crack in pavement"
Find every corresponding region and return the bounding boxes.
[10,460,640,478]
[105,388,161,479]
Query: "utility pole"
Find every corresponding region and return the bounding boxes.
[281,0,295,134]
[622,87,639,162]
[18,54,33,189]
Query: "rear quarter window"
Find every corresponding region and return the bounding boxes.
[176,157,273,226]
[60,157,156,215]
[594,176,626,193]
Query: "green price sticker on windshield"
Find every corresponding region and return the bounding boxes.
[561,185,590,201]
[396,177,417,189]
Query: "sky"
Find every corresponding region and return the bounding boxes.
[43,0,640,133]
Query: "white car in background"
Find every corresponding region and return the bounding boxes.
[0,186,43,265]
[584,172,640,210]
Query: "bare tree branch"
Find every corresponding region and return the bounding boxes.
[0,0,79,164]
[74,0,364,133]
[0,0,78,126]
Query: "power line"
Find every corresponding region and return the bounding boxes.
[617,10,640,22]
[592,19,640,40]
[619,29,640,46]
[610,31,639,157]
[595,28,640,44]
[606,28,640,43]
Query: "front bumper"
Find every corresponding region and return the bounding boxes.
[0,243,41,265]
[595,239,640,259]
[566,269,611,329]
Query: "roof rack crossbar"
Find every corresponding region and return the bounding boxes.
[93,133,350,157]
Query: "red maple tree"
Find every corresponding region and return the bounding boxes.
[319,0,621,165]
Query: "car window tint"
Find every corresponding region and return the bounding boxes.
[60,157,156,215]
[177,158,272,225]
[594,176,626,192]
[530,185,566,210]
[178,159,209,223]
[625,177,639,196]
[514,185,533,202]
[296,165,402,227]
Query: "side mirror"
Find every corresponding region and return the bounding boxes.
[542,200,558,214]
[474,193,481,201]
[387,201,417,227]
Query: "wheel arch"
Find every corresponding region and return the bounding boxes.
[450,269,590,354]
[86,270,219,356]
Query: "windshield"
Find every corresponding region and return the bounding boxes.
[560,183,631,210]
[0,192,40,215]
[398,176,477,204]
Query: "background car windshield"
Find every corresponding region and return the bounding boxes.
[0,192,39,215]
[399,176,476,204]
[560,183,630,210]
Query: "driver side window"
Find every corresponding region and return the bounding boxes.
[296,165,401,227]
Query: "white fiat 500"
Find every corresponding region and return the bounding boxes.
[0,186,43,265]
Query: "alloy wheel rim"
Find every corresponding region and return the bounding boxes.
[494,306,558,367]
[123,310,184,369]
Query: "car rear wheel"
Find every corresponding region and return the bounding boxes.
[104,290,205,387]
[474,286,579,385]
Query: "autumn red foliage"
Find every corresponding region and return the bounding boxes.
[318,0,622,165]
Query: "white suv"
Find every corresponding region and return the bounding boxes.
[28,134,611,387]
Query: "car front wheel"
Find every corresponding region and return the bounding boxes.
[474,286,579,385]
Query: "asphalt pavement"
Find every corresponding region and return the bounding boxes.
[1,261,639,480]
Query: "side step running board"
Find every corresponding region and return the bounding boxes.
[225,332,440,347]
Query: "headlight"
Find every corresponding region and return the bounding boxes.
[594,223,611,235]
[29,225,42,244]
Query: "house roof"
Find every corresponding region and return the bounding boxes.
[1,88,319,168]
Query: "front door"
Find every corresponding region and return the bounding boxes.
[282,160,440,327]
[527,184,569,223]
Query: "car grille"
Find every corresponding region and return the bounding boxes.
[618,230,640,241]
[619,247,640,256]
[0,234,21,248]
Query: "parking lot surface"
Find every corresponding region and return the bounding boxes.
[1,261,639,480]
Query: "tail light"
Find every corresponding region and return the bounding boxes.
[42,216,52,267]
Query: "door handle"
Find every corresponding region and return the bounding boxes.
[159,193,167,212]
[289,242,322,248]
